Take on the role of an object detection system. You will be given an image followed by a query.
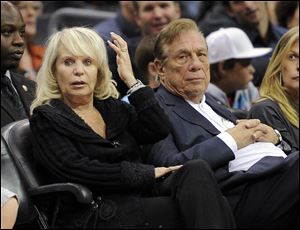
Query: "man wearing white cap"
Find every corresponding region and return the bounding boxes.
[206,27,272,113]
[145,18,299,229]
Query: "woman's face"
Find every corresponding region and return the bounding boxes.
[55,46,98,105]
[282,40,299,99]
[17,1,42,39]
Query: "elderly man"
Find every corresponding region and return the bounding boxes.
[144,18,299,229]
[1,1,36,127]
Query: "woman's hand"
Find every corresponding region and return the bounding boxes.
[154,165,182,179]
[107,32,137,88]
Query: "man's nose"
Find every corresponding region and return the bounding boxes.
[189,54,204,70]
[12,32,24,47]
[153,6,164,18]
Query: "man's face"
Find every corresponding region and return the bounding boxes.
[16,1,43,39]
[156,31,210,103]
[227,1,264,27]
[1,7,25,71]
[136,1,180,36]
[222,59,255,92]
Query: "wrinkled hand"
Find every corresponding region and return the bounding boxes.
[249,124,278,144]
[227,119,262,149]
[154,165,182,179]
[228,119,279,149]
[108,32,137,88]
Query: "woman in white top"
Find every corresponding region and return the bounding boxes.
[1,187,19,229]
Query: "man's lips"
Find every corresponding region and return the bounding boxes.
[186,77,205,81]
[152,22,167,31]
[10,50,24,60]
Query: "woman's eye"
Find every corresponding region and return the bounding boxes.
[64,59,74,66]
[84,59,92,65]
[288,54,296,61]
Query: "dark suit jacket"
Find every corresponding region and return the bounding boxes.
[248,99,299,154]
[145,86,291,206]
[1,71,36,128]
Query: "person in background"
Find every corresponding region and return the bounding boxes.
[122,35,159,103]
[144,18,299,229]
[249,27,299,154]
[1,1,36,128]
[1,187,19,229]
[94,1,141,43]
[199,1,287,87]
[275,1,299,30]
[205,27,271,113]
[134,35,160,89]
[29,26,236,229]
[110,1,181,97]
[10,1,44,81]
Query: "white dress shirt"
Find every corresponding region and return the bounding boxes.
[187,95,286,172]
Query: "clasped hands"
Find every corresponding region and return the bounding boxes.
[227,119,279,149]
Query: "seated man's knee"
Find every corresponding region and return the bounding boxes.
[181,159,213,177]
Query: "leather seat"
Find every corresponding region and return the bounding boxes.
[1,119,95,228]
[1,136,36,226]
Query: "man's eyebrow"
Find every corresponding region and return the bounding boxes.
[174,48,207,54]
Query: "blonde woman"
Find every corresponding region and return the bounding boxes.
[29,27,236,229]
[249,26,299,154]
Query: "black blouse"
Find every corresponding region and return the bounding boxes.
[248,99,299,154]
[29,87,169,194]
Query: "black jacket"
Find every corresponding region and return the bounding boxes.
[248,99,299,154]
[1,71,36,128]
[29,87,169,194]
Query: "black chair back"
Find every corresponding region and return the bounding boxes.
[2,119,95,229]
[1,119,45,190]
[1,136,37,225]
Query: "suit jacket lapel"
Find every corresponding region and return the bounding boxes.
[158,87,220,135]
[1,96,20,120]
[10,72,35,115]
[205,94,237,123]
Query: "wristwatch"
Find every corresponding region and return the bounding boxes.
[273,129,282,146]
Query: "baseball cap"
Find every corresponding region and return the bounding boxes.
[206,27,272,64]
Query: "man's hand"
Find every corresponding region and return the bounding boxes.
[229,119,279,149]
[227,119,262,149]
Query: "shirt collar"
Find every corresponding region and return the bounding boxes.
[185,94,206,107]
[4,70,12,80]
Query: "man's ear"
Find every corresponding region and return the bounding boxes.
[224,4,235,18]
[154,59,164,75]
[148,61,157,77]
[154,59,165,83]
[135,15,142,28]
[174,2,181,19]
[218,61,227,77]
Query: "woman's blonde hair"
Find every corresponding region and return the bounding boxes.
[258,26,299,128]
[30,27,119,113]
